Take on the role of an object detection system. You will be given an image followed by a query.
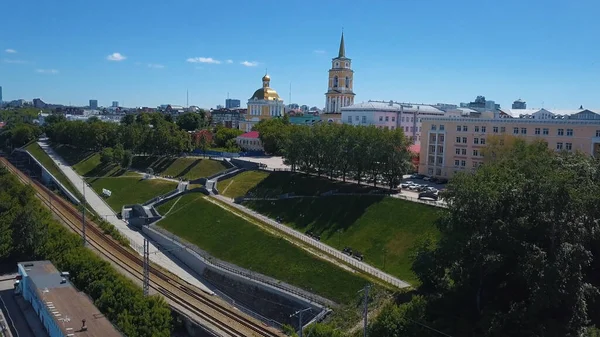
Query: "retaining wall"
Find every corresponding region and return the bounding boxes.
[142,225,328,329]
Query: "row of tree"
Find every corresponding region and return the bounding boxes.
[369,139,600,336]
[0,167,172,336]
[255,119,414,189]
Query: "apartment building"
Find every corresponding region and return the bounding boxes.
[419,110,600,178]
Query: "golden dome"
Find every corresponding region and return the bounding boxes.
[250,87,280,101]
[262,74,271,82]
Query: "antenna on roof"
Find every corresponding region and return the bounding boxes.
[289,82,292,104]
[186,89,189,108]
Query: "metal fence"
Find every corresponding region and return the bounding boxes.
[215,195,412,289]
[395,194,447,208]
[150,226,334,307]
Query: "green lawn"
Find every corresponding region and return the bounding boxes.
[131,156,226,180]
[87,177,177,211]
[244,196,440,284]
[52,144,95,166]
[219,170,385,199]
[218,170,270,198]
[158,194,367,304]
[155,196,180,215]
[25,143,82,198]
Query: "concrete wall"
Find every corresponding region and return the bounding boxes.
[142,225,326,329]
[230,158,260,170]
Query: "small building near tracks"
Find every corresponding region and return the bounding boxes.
[15,260,123,337]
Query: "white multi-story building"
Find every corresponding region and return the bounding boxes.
[340,100,444,144]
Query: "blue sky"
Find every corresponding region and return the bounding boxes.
[2,0,600,110]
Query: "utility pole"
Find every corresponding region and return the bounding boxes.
[143,238,150,296]
[82,182,86,246]
[363,284,370,337]
[290,308,311,337]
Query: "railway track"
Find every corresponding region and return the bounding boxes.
[1,158,284,337]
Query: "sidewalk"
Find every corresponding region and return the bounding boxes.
[211,194,412,289]
[36,140,214,295]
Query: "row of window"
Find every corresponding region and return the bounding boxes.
[455,137,487,145]
[430,126,600,138]
[456,125,488,132]
[454,160,483,168]
[452,148,482,157]
[512,127,573,136]
[379,116,396,122]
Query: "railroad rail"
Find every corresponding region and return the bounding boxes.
[0,157,284,337]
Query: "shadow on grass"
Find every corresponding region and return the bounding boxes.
[176,159,201,178]
[245,171,387,198]
[245,196,383,238]
[131,156,176,174]
[53,144,96,166]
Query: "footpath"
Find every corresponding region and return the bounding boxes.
[36,140,214,295]
[210,194,412,289]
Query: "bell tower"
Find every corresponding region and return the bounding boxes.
[325,31,355,113]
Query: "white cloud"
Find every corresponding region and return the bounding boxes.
[240,61,258,67]
[3,59,27,64]
[147,63,164,69]
[5,49,17,54]
[107,52,126,61]
[226,59,233,64]
[313,50,326,54]
[186,57,221,64]
[36,69,59,74]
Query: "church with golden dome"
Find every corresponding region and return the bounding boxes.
[239,73,285,132]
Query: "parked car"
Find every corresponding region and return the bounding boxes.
[352,251,364,261]
[342,247,353,256]
[418,190,439,200]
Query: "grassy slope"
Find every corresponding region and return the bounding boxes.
[131,156,226,180]
[87,176,177,211]
[158,194,367,304]
[218,170,270,198]
[245,197,440,284]
[25,143,82,198]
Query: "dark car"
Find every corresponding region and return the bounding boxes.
[418,190,439,201]
[342,247,353,256]
[352,252,364,261]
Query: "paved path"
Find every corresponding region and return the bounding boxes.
[211,194,411,289]
[36,140,214,295]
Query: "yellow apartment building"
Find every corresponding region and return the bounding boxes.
[419,111,600,178]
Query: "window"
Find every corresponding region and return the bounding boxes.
[431,124,437,130]
[385,116,389,122]
[566,143,572,151]
[379,116,383,122]
[461,148,467,155]
[462,126,468,132]
[437,146,444,154]
[462,137,467,143]
[440,125,445,131]
[431,134,437,142]
[556,142,563,150]
[347,116,352,123]
[474,126,480,132]
[481,126,486,133]
[456,125,461,131]
[474,138,479,144]
[428,156,435,164]
[410,127,414,132]
[437,157,443,164]
[521,128,527,134]
[335,62,339,67]
[429,145,435,153]
[345,76,350,88]
[361,116,366,123]
[456,137,461,143]
[419,127,422,132]
[334,76,339,87]
[535,128,540,135]
[596,130,600,137]
[480,138,486,145]
[454,160,460,166]
[405,126,408,132]
[473,149,479,156]
[435,168,442,176]
[513,127,519,134]
[567,129,573,136]
[543,128,549,135]
[455,148,461,155]
[472,161,478,168]
[345,62,349,67]
[461,160,466,167]
[558,128,564,136]
[391,117,395,122]
[501,127,506,133]
[439,135,445,142]
[493,126,498,133]
[411,117,414,122]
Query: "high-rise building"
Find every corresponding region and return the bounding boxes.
[112,101,119,107]
[512,99,527,109]
[324,32,355,113]
[225,98,241,109]
[90,99,98,109]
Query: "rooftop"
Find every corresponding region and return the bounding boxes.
[19,261,122,337]
[341,101,444,114]
[238,131,260,139]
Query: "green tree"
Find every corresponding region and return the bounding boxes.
[254,118,290,154]
[113,143,125,166]
[121,114,136,126]
[121,150,133,168]
[100,147,114,166]
[369,296,432,337]
[176,112,202,131]
[412,139,600,336]
[214,127,243,147]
